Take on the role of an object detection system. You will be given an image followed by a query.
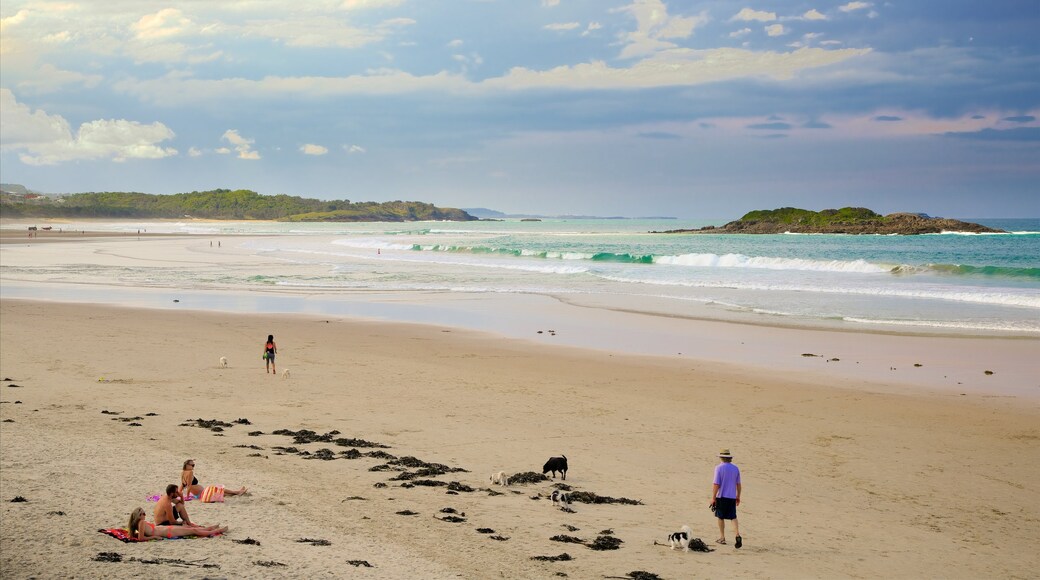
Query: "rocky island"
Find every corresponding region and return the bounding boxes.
[654,207,1004,235]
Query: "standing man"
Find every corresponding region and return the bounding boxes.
[710,448,742,548]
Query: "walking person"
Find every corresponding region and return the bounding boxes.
[263,334,277,374]
[709,448,742,548]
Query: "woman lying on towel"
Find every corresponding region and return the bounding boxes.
[128,507,227,540]
[181,459,247,500]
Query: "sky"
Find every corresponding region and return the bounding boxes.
[1,0,1038,219]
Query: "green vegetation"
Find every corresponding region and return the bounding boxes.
[739,207,883,225]
[0,189,475,222]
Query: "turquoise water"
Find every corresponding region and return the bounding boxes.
[5,217,1038,333]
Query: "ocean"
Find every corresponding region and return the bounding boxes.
[6,217,1037,335]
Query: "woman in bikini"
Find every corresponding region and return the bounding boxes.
[128,507,226,541]
[181,459,247,499]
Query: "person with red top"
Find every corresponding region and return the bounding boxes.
[263,334,277,374]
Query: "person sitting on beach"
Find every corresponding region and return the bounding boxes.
[154,484,194,526]
[128,507,226,541]
[181,459,247,499]
[263,334,277,374]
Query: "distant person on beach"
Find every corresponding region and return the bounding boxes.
[128,507,226,540]
[154,484,193,526]
[710,448,742,548]
[181,459,247,499]
[263,334,277,374]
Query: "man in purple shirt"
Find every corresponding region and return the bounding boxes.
[710,448,742,548]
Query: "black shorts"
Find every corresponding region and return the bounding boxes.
[714,497,737,520]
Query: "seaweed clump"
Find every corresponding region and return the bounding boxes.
[568,491,642,505]
[531,553,573,562]
[509,471,549,485]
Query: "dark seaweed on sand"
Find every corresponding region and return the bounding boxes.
[438,515,466,523]
[100,410,120,415]
[625,572,662,580]
[688,538,713,552]
[127,422,142,427]
[563,525,580,532]
[93,552,122,563]
[307,448,337,461]
[273,446,301,454]
[145,412,158,416]
[115,416,143,422]
[600,529,614,535]
[48,510,66,516]
[476,528,495,534]
[447,481,475,493]
[509,471,550,484]
[247,453,263,458]
[10,496,27,502]
[233,418,252,425]
[347,560,373,567]
[233,537,261,546]
[373,482,387,488]
[233,444,264,450]
[296,538,331,546]
[490,535,509,541]
[182,418,233,431]
[248,430,263,436]
[531,553,573,562]
[407,479,447,487]
[369,464,399,472]
[388,455,467,473]
[551,483,572,491]
[366,450,397,460]
[129,557,218,568]
[2,419,13,423]
[568,491,643,505]
[588,535,623,551]
[395,510,419,516]
[342,496,367,501]
[340,449,363,459]
[550,535,585,544]
[255,561,286,567]
[484,488,504,496]
[440,507,459,514]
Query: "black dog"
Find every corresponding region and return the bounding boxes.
[542,455,568,480]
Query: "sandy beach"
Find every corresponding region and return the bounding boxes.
[1,296,1038,579]
[1,231,1039,579]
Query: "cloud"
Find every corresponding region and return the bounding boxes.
[839,2,872,12]
[544,22,580,31]
[188,147,202,157]
[747,121,792,130]
[215,147,231,154]
[345,144,366,153]
[0,89,177,165]
[235,16,414,49]
[447,39,463,47]
[802,9,827,21]
[613,0,710,59]
[729,28,751,38]
[1003,115,1036,123]
[300,143,329,155]
[16,63,103,94]
[731,8,776,22]
[765,24,787,37]
[341,0,406,9]
[944,127,1040,142]
[133,8,192,40]
[542,0,561,6]
[221,129,260,159]
[873,115,902,122]
[582,22,602,36]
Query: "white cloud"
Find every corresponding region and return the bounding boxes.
[447,39,463,47]
[839,2,872,12]
[301,143,329,155]
[731,8,776,22]
[16,63,103,94]
[544,22,580,31]
[345,144,366,153]
[582,22,602,36]
[542,0,561,6]
[613,0,710,59]
[133,8,192,40]
[0,89,177,165]
[802,9,827,21]
[221,129,260,160]
[341,0,406,9]
[765,24,787,37]
[188,147,202,157]
[820,40,842,46]
[729,27,752,39]
[215,147,231,154]
[236,16,414,49]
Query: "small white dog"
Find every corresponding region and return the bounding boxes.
[549,489,571,508]
[281,368,290,379]
[219,356,228,368]
[490,471,511,486]
[668,525,693,551]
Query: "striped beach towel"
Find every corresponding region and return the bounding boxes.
[199,485,225,503]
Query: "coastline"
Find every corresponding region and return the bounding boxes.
[1,299,1038,578]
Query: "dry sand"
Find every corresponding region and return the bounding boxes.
[1,298,1039,579]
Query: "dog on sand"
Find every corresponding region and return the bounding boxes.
[668,525,693,551]
[281,368,290,379]
[550,489,571,508]
[219,356,228,368]
[490,471,511,486]
[543,455,568,480]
